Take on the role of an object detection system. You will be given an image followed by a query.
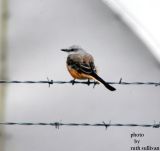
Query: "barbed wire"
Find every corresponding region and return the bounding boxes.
[0,78,160,87]
[0,121,160,129]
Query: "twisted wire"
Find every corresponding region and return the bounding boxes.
[0,121,159,129]
[0,78,160,87]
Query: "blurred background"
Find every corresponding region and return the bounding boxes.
[0,0,160,151]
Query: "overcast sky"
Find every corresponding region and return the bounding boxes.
[2,0,160,151]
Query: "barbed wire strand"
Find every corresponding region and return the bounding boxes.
[0,121,160,129]
[0,78,160,87]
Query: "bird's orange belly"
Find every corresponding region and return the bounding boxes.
[67,66,93,80]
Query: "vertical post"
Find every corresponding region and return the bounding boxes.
[0,0,8,150]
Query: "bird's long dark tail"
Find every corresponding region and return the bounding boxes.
[91,72,116,91]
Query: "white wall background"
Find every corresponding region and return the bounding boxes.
[103,0,160,62]
[3,0,160,151]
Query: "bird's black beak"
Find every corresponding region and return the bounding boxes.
[61,49,70,52]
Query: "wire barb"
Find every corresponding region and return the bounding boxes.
[153,121,160,128]
[103,120,111,130]
[54,122,60,129]
[119,78,122,84]
[47,77,53,87]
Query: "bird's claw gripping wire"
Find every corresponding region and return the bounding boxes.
[70,79,75,85]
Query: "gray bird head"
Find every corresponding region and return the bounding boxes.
[61,45,83,53]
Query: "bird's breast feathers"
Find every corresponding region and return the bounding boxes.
[67,65,94,80]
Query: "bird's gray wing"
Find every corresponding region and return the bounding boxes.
[67,53,97,74]
[67,57,96,74]
[79,62,97,74]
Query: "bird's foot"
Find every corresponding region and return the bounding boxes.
[87,79,90,85]
[70,79,75,85]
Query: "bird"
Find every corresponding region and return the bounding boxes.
[61,45,116,91]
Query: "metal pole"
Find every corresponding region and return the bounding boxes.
[0,0,8,150]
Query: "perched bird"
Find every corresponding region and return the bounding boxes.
[61,45,116,91]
